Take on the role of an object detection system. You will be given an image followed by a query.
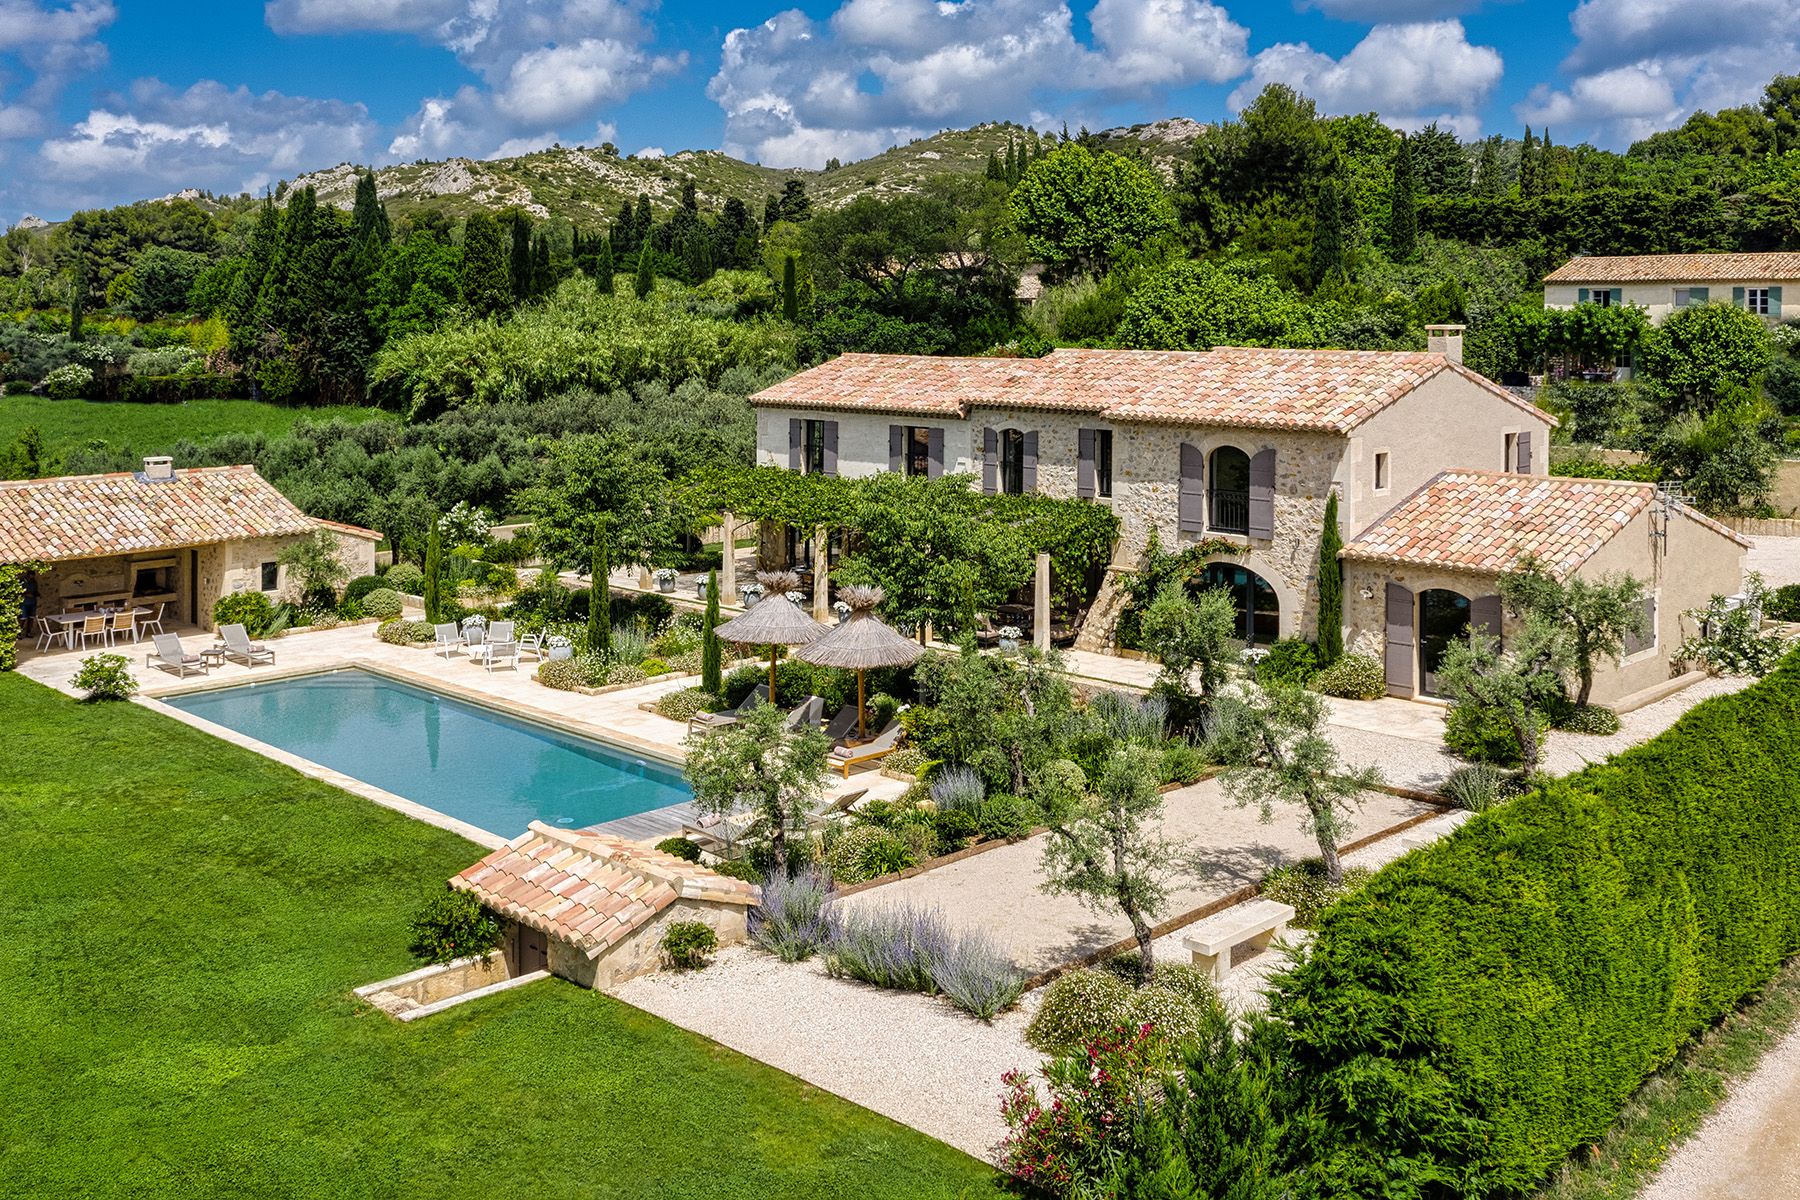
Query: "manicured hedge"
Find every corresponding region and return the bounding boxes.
[1273,650,1800,1197]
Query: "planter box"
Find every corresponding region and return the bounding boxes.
[534,669,695,698]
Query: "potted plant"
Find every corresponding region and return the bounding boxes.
[694,576,709,599]
[653,567,679,594]
[998,625,1023,654]
[546,635,574,662]
[784,589,806,604]
[832,599,851,625]
[740,582,764,607]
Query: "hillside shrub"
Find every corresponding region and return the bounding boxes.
[825,824,916,883]
[360,588,404,620]
[71,653,137,701]
[1271,650,1800,1196]
[212,591,275,637]
[660,921,719,970]
[1444,699,1533,766]
[1440,762,1513,812]
[406,891,502,965]
[976,794,1035,841]
[1255,638,1319,687]
[655,836,702,862]
[1311,653,1384,700]
[1767,583,1800,622]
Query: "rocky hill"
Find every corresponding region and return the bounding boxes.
[282,119,1207,226]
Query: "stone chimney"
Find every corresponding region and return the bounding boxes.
[1425,324,1466,364]
[142,455,175,482]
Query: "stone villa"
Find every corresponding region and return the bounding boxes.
[752,335,1748,708]
[1544,251,1797,324]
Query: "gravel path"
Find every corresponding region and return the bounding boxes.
[1638,1022,1800,1200]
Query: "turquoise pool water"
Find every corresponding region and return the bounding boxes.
[164,669,691,837]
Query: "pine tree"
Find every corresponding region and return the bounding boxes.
[634,242,654,299]
[459,212,510,316]
[594,236,615,296]
[1308,179,1350,289]
[701,568,723,693]
[589,523,611,656]
[1388,135,1418,262]
[1317,491,1344,665]
[782,253,798,321]
[508,212,532,303]
[1519,127,1538,197]
[1475,136,1504,197]
[778,179,811,223]
[351,171,390,250]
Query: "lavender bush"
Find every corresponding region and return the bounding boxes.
[932,928,1025,1019]
[748,866,831,962]
[825,902,1023,1019]
[929,765,986,813]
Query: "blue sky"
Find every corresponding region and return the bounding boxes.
[1,0,1793,222]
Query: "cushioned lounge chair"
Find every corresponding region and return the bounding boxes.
[218,623,275,666]
[146,633,207,678]
[827,721,904,778]
[687,684,769,733]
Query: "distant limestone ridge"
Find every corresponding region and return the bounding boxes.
[277,118,1207,226]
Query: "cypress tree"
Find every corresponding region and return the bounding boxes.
[1519,127,1538,197]
[782,254,798,321]
[611,199,636,256]
[351,171,390,250]
[68,252,87,341]
[1308,180,1349,290]
[634,242,654,299]
[682,230,714,283]
[1388,135,1418,262]
[459,212,510,316]
[1475,136,1504,197]
[633,194,653,243]
[531,234,551,297]
[701,568,723,693]
[594,236,615,295]
[1118,1104,1197,1199]
[984,149,1004,181]
[508,212,532,302]
[1540,127,1558,193]
[1316,491,1344,666]
[763,194,781,232]
[589,523,611,655]
[423,520,443,623]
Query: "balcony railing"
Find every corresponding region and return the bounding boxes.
[1208,488,1249,534]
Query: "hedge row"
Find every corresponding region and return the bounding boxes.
[1272,650,1800,1197]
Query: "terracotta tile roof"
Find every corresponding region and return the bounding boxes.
[315,517,384,542]
[752,347,1552,434]
[451,823,758,960]
[1544,252,1800,284]
[1342,471,1750,579]
[0,464,323,565]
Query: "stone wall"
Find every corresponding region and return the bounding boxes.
[552,897,751,992]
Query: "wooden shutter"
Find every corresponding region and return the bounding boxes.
[1385,583,1415,696]
[1516,429,1532,473]
[1733,286,1747,307]
[788,418,803,471]
[981,427,997,495]
[1247,447,1276,539]
[1578,287,1589,304]
[821,421,839,476]
[1077,428,1095,499]
[1178,442,1204,533]
[889,425,905,473]
[1470,594,1503,647]
[1772,286,1784,318]
[1021,431,1038,494]
[927,428,945,478]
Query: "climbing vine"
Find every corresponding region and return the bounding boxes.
[0,561,45,672]
[1112,533,1248,650]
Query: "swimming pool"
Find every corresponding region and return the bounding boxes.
[163,669,692,837]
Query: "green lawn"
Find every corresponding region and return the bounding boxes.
[0,396,391,463]
[0,674,1000,1199]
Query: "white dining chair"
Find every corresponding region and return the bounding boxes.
[140,603,166,637]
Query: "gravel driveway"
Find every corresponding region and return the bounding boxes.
[1638,1022,1800,1200]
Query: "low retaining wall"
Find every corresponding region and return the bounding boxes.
[1720,516,1800,539]
[355,952,549,1021]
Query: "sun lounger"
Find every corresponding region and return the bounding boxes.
[218,623,275,666]
[822,704,859,743]
[146,633,207,678]
[784,694,825,731]
[805,788,870,830]
[687,684,770,733]
[827,721,904,778]
[680,810,757,857]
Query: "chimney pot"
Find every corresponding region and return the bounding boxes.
[142,455,175,481]
[1425,323,1466,365]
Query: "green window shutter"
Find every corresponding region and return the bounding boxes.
[1772,286,1783,317]
[1692,286,1708,303]
[1578,287,1590,304]
[1612,289,1624,306]
[1733,286,1747,307]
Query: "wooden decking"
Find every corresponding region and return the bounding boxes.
[590,799,703,843]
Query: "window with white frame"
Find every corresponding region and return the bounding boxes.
[1746,288,1772,315]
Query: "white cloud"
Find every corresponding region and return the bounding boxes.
[0,1,116,141]
[709,0,1249,167]
[1230,20,1503,137]
[1298,0,1483,18]
[272,0,680,160]
[1515,0,1800,147]
[35,80,374,207]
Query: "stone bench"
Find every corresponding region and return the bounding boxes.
[1182,899,1296,984]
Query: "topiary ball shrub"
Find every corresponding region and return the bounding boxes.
[537,657,589,691]
[375,618,434,645]
[660,920,719,970]
[825,824,917,884]
[383,562,426,593]
[338,573,385,617]
[406,890,503,965]
[71,653,138,701]
[654,687,716,722]
[656,836,702,862]
[976,794,1034,841]
[1027,968,1134,1054]
[213,590,275,637]
[1311,653,1386,700]
[1260,859,1374,928]
[1558,704,1621,736]
[360,587,404,620]
[639,656,670,676]
[1255,637,1319,687]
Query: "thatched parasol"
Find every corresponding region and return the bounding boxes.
[796,585,922,739]
[713,571,827,705]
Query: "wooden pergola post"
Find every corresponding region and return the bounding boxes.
[1034,552,1051,652]
[811,527,830,622]
[719,511,737,598]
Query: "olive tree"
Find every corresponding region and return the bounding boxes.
[1435,620,1573,776]
[1206,684,1380,887]
[1501,556,1648,707]
[1138,581,1238,715]
[684,701,830,873]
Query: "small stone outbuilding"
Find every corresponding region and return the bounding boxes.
[451,823,760,991]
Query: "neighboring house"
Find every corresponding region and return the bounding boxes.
[452,823,759,991]
[752,334,1748,708]
[1341,472,1749,704]
[0,457,379,630]
[1544,252,1799,324]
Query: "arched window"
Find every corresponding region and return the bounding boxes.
[1418,589,1471,697]
[1207,446,1250,534]
[1197,561,1280,646]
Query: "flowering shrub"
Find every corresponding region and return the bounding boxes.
[1260,859,1373,929]
[71,653,137,701]
[43,363,94,399]
[824,824,915,883]
[1310,653,1385,700]
[748,866,831,961]
[360,588,404,620]
[654,687,715,722]
[1000,1024,1171,1196]
[824,902,1024,1019]
[376,619,434,645]
[1026,964,1222,1056]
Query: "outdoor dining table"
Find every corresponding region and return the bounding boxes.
[48,606,148,625]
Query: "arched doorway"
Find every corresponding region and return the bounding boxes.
[1418,589,1471,697]
[1198,561,1280,646]
[1207,447,1250,534]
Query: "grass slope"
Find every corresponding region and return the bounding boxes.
[0,397,390,466]
[0,674,999,1199]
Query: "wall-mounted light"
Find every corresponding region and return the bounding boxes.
[1358,584,1376,600]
